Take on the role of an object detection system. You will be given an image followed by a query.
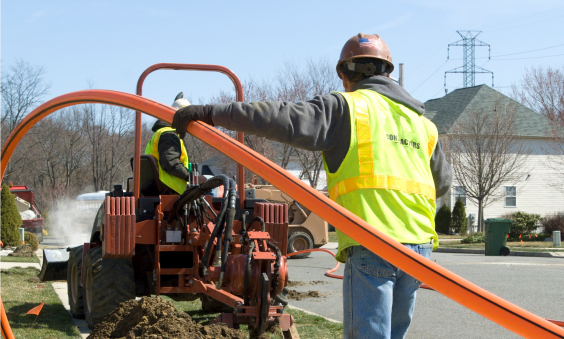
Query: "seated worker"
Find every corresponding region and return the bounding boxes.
[144,92,191,194]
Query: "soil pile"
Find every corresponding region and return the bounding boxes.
[8,244,34,257]
[87,296,246,339]
[287,290,321,301]
[287,280,326,287]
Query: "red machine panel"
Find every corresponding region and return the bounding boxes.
[253,202,288,256]
[102,196,136,259]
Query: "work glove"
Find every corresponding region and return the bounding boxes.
[171,105,213,139]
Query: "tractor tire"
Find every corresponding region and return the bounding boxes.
[67,246,85,319]
[200,294,233,313]
[84,246,134,328]
[287,231,313,259]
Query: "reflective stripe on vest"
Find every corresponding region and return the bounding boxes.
[144,127,189,194]
[324,90,439,263]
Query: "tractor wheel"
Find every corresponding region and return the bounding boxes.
[200,294,233,313]
[84,246,134,328]
[287,232,313,259]
[67,246,85,319]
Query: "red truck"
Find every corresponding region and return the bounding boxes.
[8,184,44,242]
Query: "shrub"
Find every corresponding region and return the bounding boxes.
[541,213,564,240]
[507,211,541,238]
[1,184,23,246]
[435,204,451,234]
[452,198,468,235]
[461,232,485,244]
[24,232,39,251]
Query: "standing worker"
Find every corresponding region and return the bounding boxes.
[172,33,452,339]
[145,93,192,195]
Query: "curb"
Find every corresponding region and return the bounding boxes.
[435,247,564,258]
[287,305,342,324]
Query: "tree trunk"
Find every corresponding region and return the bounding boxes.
[478,199,484,232]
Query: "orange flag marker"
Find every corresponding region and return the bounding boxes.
[535,234,538,237]
[529,235,531,239]
[521,240,524,244]
[26,303,44,316]
[519,234,522,239]
[507,234,509,239]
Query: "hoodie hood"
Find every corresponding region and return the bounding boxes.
[353,76,425,115]
[151,119,171,132]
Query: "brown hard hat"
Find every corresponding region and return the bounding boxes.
[336,33,394,78]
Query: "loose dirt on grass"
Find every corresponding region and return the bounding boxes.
[287,290,322,301]
[8,244,34,257]
[87,296,246,339]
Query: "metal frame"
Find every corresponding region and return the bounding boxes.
[134,63,246,210]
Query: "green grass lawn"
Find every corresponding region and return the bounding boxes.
[328,231,337,242]
[0,267,81,339]
[1,255,40,263]
[439,240,564,252]
[164,296,343,338]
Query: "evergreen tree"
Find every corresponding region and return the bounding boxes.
[1,184,23,246]
[435,204,452,235]
[452,197,468,235]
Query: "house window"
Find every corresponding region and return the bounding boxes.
[454,186,466,206]
[505,186,517,207]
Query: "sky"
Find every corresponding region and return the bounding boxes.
[2,0,564,114]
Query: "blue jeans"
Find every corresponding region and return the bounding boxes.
[343,243,433,339]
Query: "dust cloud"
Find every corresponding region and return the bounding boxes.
[48,197,102,246]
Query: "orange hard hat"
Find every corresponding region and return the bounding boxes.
[336,33,394,78]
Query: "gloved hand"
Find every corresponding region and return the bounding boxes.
[171,105,213,139]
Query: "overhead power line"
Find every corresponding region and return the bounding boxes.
[492,53,564,60]
[487,14,564,33]
[481,4,564,29]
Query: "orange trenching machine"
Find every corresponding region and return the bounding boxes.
[2,63,564,339]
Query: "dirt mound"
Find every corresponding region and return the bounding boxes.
[287,290,322,301]
[87,296,246,339]
[8,244,34,257]
[287,280,326,287]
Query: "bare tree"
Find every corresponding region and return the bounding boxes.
[512,66,564,192]
[1,60,51,134]
[511,66,564,125]
[443,96,530,231]
[1,60,52,181]
[82,104,135,191]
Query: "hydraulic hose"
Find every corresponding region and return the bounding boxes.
[0,296,15,339]
[219,182,237,288]
[2,90,563,338]
[201,175,231,268]
[247,216,266,232]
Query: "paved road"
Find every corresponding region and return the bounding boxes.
[286,248,564,338]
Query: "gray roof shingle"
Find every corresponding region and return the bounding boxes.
[423,85,553,138]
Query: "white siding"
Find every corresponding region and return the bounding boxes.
[446,138,564,222]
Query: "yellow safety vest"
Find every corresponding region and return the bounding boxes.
[324,89,439,263]
[145,127,189,194]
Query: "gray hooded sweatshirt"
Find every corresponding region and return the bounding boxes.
[206,76,452,197]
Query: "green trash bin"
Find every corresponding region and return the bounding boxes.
[485,218,512,256]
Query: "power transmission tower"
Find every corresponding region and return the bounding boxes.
[444,31,494,88]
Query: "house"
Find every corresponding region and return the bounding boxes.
[424,85,564,230]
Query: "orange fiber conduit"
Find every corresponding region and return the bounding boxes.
[1,90,563,339]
